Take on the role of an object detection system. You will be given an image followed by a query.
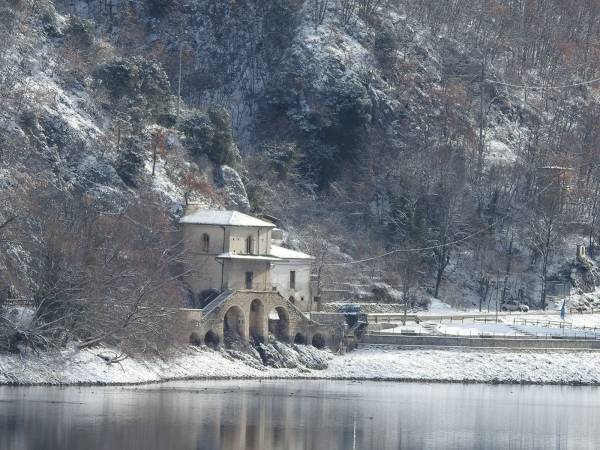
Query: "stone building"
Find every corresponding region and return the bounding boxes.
[181,208,279,300]
[180,207,314,311]
[178,207,337,348]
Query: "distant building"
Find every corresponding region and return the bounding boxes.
[180,207,314,312]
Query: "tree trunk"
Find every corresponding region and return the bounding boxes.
[434,266,443,298]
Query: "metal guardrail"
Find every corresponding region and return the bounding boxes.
[366,329,600,340]
[513,318,571,328]
[512,317,600,333]
[201,289,233,316]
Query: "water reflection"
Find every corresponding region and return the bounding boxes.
[0,380,599,450]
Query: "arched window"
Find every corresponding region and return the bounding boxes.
[201,233,210,253]
[246,236,253,254]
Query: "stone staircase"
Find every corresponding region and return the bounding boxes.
[421,322,440,335]
[505,323,535,336]
[201,289,233,316]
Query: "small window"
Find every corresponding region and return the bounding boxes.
[245,272,253,289]
[246,236,253,254]
[201,233,210,253]
[289,270,296,290]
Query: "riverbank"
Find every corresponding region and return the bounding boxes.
[2,344,600,385]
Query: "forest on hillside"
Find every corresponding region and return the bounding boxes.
[3,0,600,351]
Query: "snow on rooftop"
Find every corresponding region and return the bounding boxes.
[180,209,275,227]
[270,245,314,260]
[215,252,281,261]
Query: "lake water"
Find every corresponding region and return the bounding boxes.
[0,380,599,450]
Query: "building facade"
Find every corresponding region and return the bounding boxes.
[180,207,314,312]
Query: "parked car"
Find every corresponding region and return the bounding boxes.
[339,304,361,314]
[500,302,529,312]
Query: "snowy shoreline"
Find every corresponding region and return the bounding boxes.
[3,344,600,387]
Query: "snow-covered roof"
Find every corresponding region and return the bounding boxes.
[180,209,275,227]
[215,252,281,261]
[270,245,314,260]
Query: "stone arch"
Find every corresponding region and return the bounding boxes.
[204,330,219,348]
[189,332,202,346]
[224,305,245,342]
[249,298,266,342]
[268,306,290,342]
[312,333,326,349]
[293,332,306,345]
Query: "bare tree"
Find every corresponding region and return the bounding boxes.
[339,0,358,27]
[297,224,346,311]
[357,0,382,21]
[17,189,188,355]
[151,128,167,176]
[429,191,468,299]
[312,0,330,30]
[396,246,422,324]
[526,208,563,309]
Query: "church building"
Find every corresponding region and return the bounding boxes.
[180,207,314,312]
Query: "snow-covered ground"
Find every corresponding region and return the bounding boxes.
[3,344,600,385]
[324,346,600,384]
[0,345,330,385]
[423,298,463,315]
[437,322,526,337]
[371,312,600,338]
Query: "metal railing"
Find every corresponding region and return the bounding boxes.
[366,328,600,340]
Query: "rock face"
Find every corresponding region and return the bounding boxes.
[75,156,129,212]
[77,155,122,188]
[215,165,250,213]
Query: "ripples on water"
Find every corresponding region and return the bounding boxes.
[0,380,598,450]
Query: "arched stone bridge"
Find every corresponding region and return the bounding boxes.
[178,290,341,349]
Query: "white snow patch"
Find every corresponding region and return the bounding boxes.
[437,322,525,337]
[486,140,517,164]
[143,157,185,203]
[25,72,103,140]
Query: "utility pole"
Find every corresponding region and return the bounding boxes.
[495,271,500,322]
[176,40,183,122]
[478,51,486,179]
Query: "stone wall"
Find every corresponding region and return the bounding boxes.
[181,290,341,349]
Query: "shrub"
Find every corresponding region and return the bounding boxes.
[40,9,61,37]
[374,28,399,76]
[19,109,38,132]
[180,106,239,166]
[94,57,172,120]
[116,135,145,186]
[147,0,170,17]
[65,16,95,47]
[264,142,297,180]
